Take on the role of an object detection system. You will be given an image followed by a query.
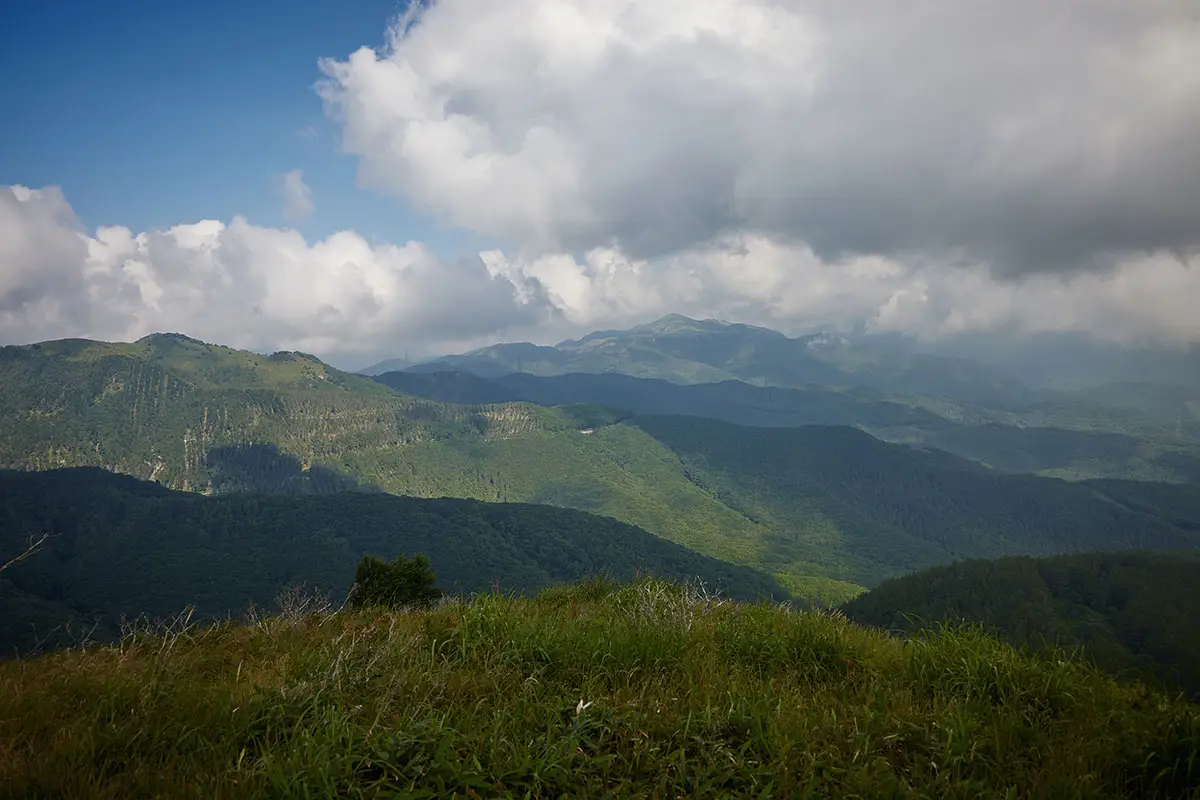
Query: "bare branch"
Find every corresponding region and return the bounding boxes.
[0,532,50,574]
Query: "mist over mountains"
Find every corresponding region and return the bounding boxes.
[364,314,1200,398]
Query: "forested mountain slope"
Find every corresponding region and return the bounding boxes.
[4,335,1199,606]
[842,550,1200,698]
[394,314,1196,443]
[627,417,1200,586]
[1083,479,1200,529]
[0,468,785,655]
[401,314,1040,407]
[376,369,1200,482]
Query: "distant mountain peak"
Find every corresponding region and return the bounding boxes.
[636,313,779,337]
[136,332,208,347]
[645,313,724,328]
[650,312,707,325]
[267,350,325,365]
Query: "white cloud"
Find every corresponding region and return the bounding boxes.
[318,0,1200,274]
[277,169,315,222]
[484,234,1200,347]
[4,185,1200,367]
[0,185,540,363]
[0,185,91,341]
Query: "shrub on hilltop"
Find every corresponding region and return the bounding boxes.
[347,552,443,610]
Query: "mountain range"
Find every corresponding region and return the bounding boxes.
[370,314,1200,434]
[3,319,1200,615]
[380,314,1043,408]
[370,315,1200,465]
[372,369,1200,483]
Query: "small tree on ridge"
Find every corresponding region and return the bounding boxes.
[348,552,443,609]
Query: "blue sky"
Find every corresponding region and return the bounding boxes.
[0,0,474,256]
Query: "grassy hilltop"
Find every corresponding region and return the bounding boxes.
[1,579,1197,798]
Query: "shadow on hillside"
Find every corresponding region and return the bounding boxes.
[206,443,381,495]
[1152,451,1200,484]
[529,483,616,513]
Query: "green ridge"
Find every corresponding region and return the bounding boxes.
[4,336,1200,606]
[0,468,785,655]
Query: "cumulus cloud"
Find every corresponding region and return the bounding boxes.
[3,184,1200,364]
[487,236,1200,346]
[318,0,1200,274]
[0,185,540,364]
[277,169,315,222]
[0,185,92,341]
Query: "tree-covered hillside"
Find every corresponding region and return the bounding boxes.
[1083,479,1200,529]
[0,334,609,491]
[395,314,1197,443]
[4,335,1200,606]
[627,417,1200,587]
[842,550,1200,698]
[0,468,785,655]
[374,369,523,405]
[404,314,1041,407]
[376,369,1200,482]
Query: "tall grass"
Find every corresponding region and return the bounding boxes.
[1,578,1197,798]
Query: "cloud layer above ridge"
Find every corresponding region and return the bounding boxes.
[4,0,1200,362]
[0,185,538,362]
[5,183,1200,366]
